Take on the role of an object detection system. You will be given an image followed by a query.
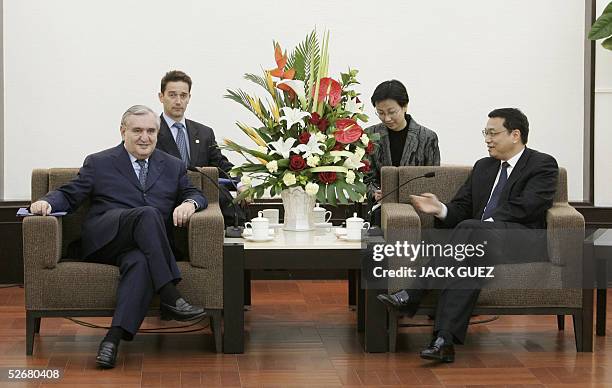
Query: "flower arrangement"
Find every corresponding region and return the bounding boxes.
[224,30,379,206]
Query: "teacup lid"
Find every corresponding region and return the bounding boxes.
[251,210,268,223]
[313,203,325,212]
[346,212,363,222]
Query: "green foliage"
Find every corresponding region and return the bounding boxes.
[589,1,612,51]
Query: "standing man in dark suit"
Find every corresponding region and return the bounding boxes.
[155,70,244,225]
[30,105,208,369]
[378,108,558,362]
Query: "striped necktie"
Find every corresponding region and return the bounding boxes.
[136,159,148,189]
[173,122,190,167]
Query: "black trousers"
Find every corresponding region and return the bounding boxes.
[87,206,182,338]
[418,219,546,343]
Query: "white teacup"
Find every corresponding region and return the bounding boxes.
[244,211,269,240]
[312,203,332,224]
[262,208,280,224]
[345,212,370,240]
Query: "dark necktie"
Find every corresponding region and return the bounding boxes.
[173,122,190,167]
[136,159,148,189]
[482,161,510,220]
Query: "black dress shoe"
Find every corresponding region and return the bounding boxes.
[96,341,118,369]
[376,289,420,316]
[420,336,455,363]
[160,298,206,321]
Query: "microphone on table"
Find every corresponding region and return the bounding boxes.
[367,172,436,234]
[187,167,245,238]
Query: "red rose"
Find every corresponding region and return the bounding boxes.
[317,118,329,132]
[298,132,311,144]
[309,112,321,125]
[359,160,371,173]
[289,155,306,171]
[366,141,375,154]
[333,142,345,151]
[318,171,337,184]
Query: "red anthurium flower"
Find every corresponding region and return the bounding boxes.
[334,118,363,144]
[359,160,371,173]
[318,171,337,184]
[313,77,342,107]
[298,132,311,144]
[289,155,306,171]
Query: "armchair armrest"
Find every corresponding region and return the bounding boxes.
[546,203,585,267]
[381,202,421,242]
[22,216,62,270]
[188,203,224,269]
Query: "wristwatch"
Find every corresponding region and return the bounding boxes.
[183,199,198,210]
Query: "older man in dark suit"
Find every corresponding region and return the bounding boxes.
[30,105,207,369]
[378,108,558,363]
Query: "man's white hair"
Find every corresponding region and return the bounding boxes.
[120,105,160,129]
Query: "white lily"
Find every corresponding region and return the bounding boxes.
[277,79,308,110]
[345,97,364,115]
[294,134,325,158]
[343,153,365,170]
[280,107,310,130]
[269,137,297,159]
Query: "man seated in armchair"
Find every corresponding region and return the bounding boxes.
[29,105,208,369]
[378,108,558,363]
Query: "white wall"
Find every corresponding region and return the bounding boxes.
[595,0,612,206]
[4,0,586,200]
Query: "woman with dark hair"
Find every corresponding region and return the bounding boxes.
[365,80,440,225]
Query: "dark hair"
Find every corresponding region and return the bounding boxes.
[161,70,192,93]
[370,80,409,107]
[488,108,529,144]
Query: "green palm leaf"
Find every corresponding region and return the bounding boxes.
[287,30,320,97]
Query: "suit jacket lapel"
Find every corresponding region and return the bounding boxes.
[502,147,531,197]
[186,119,201,167]
[158,115,181,159]
[145,150,166,191]
[111,144,143,191]
[378,128,392,166]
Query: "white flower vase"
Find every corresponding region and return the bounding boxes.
[281,186,316,231]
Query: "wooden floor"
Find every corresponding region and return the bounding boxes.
[1,281,611,387]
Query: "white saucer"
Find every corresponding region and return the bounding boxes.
[314,222,333,228]
[243,235,275,242]
[268,223,284,228]
[339,235,362,242]
[334,227,347,236]
[242,228,275,237]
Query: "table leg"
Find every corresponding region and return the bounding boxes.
[357,272,365,332]
[596,258,608,336]
[244,269,252,306]
[364,286,388,352]
[223,244,245,353]
[348,269,356,307]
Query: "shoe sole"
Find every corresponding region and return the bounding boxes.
[160,311,207,322]
[95,359,115,369]
[420,353,454,363]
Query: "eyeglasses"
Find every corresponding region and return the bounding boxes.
[481,129,506,138]
[375,109,402,119]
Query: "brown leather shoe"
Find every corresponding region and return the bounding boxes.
[420,336,455,363]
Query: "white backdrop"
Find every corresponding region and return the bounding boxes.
[3,0,586,200]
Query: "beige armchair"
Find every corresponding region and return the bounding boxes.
[380,165,592,352]
[23,167,225,354]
